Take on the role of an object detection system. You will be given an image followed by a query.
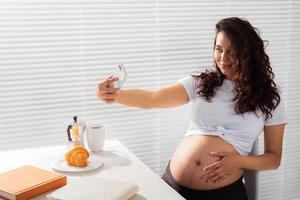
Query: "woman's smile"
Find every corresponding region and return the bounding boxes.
[219,63,234,70]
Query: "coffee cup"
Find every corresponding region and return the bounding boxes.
[86,123,105,152]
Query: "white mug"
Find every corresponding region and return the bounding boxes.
[86,124,105,152]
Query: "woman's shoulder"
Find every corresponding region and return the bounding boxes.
[178,69,206,100]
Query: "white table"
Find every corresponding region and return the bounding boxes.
[0,140,184,200]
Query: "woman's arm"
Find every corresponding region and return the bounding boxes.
[97,75,189,109]
[202,124,285,183]
[237,124,285,170]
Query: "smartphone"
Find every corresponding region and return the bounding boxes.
[113,64,127,88]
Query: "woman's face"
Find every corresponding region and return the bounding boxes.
[214,31,237,80]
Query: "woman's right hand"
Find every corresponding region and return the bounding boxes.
[96,75,121,104]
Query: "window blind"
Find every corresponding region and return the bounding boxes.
[0,1,86,148]
[282,0,300,199]
[0,1,299,199]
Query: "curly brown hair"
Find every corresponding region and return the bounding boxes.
[192,17,280,120]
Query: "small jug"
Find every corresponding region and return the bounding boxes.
[67,116,85,146]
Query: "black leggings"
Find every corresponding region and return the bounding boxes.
[162,162,248,200]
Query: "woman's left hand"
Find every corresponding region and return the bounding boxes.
[201,151,241,184]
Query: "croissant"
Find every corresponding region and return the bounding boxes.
[65,146,89,167]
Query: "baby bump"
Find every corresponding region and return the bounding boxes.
[169,135,243,190]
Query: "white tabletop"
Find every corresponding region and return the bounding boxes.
[0,140,184,200]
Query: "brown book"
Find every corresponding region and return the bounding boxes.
[0,165,67,200]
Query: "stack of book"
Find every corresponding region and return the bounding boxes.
[0,165,67,200]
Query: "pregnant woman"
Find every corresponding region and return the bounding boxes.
[96,17,287,200]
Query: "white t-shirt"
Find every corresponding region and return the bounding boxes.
[179,75,287,155]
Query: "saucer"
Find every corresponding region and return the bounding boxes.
[52,155,104,172]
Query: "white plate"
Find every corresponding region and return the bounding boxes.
[52,155,104,172]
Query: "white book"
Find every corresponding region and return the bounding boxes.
[49,177,139,200]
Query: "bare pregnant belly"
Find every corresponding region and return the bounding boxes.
[170,135,243,190]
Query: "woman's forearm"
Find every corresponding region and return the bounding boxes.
[237,152,281,171]
[115,83,189,109]
[115,89,154,109]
